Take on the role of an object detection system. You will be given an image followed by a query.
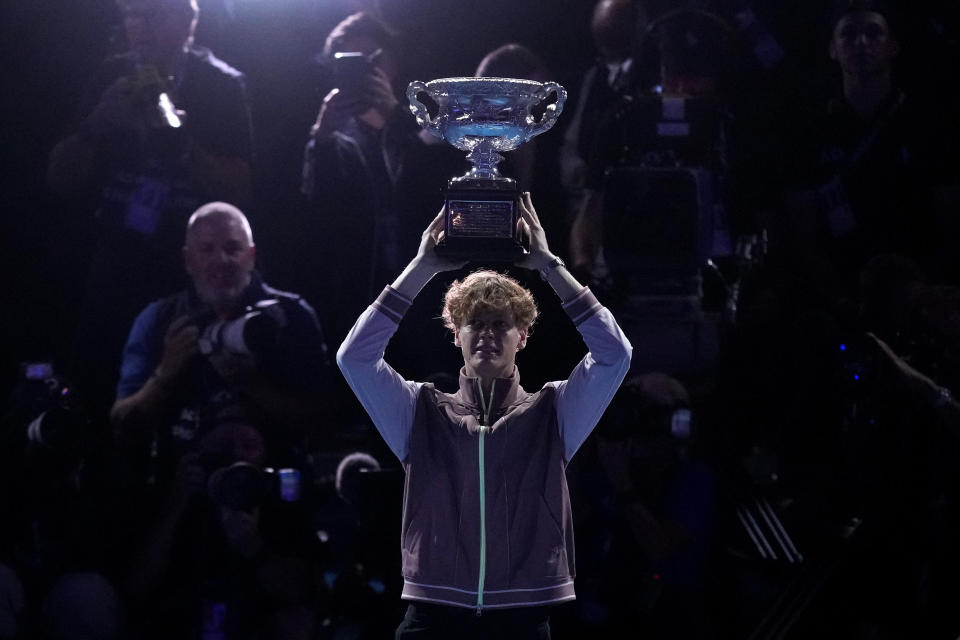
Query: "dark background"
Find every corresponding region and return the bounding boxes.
[1,0,958,412]
[2,2,960,637]
[1,0,602,392]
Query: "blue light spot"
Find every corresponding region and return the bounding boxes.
[323,571,338,590]
[840,344,847,351]
[853,374,860,381]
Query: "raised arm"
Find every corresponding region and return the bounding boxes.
[336,209,466,460]
[515,193,632,461]
[554,295,632,461]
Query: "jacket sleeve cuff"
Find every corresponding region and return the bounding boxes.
[561,287,602,326]
[372,285,413,324]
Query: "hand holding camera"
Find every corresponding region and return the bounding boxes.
[84,75,146,137]
[155,315,201,390]
[84,65,184,139]
[312,87,362,139]
[197,299,288,384]
[361,64,399,116]
[153,301,287,394]
[312,50,396,138]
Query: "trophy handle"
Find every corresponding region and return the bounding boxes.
[406,81,441,138]
[527,82,568,139]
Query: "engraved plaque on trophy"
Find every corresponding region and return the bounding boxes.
[407,77,567,261]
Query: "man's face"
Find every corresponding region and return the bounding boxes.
[122,0,196,64]
[455,308,528,381]
[829,11,898,77]
[183,213,255,309]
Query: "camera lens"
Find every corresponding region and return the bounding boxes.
[207,462,270,510]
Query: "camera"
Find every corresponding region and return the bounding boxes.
[598,390,693,441]
[207,461,271,511]
[198,299,287,357]
[9,362,92,456]
[26,406,90,455]
[207,462,303,510]
[332,50,378,93]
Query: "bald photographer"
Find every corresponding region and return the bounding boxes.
[110,202,330,490]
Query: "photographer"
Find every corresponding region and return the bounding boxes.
[110,202,331,491]
[0,366,126,639]
[766,0,960,312]
[300,11,427,342]
[569,7,741,284]
[48,0,254,423]
[124,420,319,640]
[574,373,717,637]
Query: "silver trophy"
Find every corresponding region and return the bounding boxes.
[407,77,567,260]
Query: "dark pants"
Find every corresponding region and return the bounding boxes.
[395,602,552,640]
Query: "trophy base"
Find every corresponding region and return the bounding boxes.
[434,238,529,263]
[436,180,528,262]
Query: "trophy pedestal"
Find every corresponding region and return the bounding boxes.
[436,179,528,262]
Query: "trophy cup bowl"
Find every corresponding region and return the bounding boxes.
[407,77,567,261]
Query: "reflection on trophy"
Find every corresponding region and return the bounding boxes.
[407,77,567,261]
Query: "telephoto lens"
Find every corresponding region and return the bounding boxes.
[207,462,270,511]
[199,300,287,356]
[25,403,90,455]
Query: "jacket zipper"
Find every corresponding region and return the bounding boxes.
[475,379,494,615]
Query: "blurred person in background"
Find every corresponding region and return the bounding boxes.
[569,6,740,285]
[0,366,123,640]
[568,7,741,380]
[123,417,319,640]
[560,0,646,206]
[110,202,330,497]
[47,0,254,424]
[301,11,426,344]
[475,43,569,256]
[572,373,717,638]
[766,0,959,316]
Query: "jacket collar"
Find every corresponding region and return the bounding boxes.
[457,367,526,420]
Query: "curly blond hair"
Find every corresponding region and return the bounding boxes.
[442,270,538,333]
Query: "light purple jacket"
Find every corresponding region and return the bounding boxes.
[337,285,632,612]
